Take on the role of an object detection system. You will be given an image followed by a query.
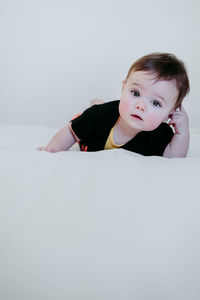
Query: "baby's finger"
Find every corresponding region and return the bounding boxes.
[168,118,176,125]
[37,147,46,151]
[172,114,181,119]
[172,110,183,118]
[180,104,186,113]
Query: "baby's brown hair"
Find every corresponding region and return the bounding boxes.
[125,53,190,109]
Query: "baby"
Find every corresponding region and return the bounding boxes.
[38,52,190,157]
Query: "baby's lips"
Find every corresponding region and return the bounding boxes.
[131,114,143,120]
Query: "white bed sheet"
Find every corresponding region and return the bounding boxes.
[0,124,200,300]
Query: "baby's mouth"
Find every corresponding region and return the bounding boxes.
[131,114,143,121]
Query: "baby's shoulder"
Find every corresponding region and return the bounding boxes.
[157,122,174,134]
[149,122,174,140]
[97,100,120,113]
[92,99,120,120]
[92,100,120,131]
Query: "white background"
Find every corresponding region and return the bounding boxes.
[1,0,200,128]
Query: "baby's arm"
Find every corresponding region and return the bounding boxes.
[38,100,104,153]
[37,123,78,153]
[163,105,190,158]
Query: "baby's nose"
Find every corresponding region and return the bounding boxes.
[135,100,146,111]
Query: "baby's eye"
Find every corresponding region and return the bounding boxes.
[152,100,161,107]
[132,90,140,97]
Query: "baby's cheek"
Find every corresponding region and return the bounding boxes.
[145,115,161,130]
[119,100,131,116]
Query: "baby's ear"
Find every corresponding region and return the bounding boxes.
[165,111,174,122]
[168,113,173,120]
[169,107,176,118]
[121,79,126,90]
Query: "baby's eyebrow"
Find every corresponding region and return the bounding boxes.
[130,82,166,103]
[154,93,166,103]
[130,82,143,88]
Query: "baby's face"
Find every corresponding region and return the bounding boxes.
[119,70,178,132]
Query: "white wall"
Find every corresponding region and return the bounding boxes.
[1,0,200,128]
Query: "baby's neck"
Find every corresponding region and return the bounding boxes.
[113,117,141,145]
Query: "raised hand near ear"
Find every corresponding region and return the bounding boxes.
[168,105,189,135]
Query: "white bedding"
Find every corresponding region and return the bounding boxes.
[0,124,200,300]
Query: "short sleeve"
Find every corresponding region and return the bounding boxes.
[70,104,100,141]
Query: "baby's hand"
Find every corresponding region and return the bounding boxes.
[37,146,54,152]
[37,147,46,151]
[168,105,189,135]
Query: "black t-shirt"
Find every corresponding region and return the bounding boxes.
[71,100,174,156]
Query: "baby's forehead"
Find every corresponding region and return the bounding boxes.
[127,70,176,87]
[128,70,160,82]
